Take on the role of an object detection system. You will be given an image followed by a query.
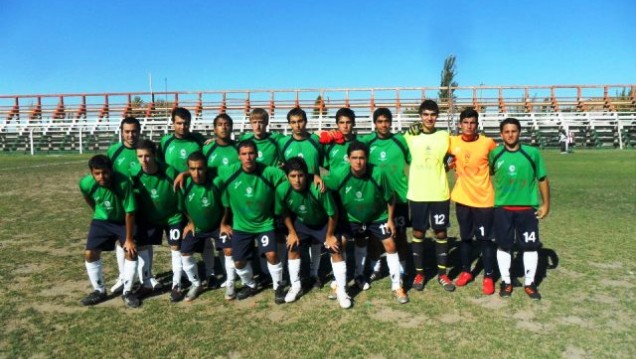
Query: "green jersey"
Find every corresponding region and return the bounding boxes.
[278,134,324,175]
[107,142,138,177]
[324,165,393,224]
[181,174,224,232]
[361,132,411,204]
[323,135,358,170]
[203,140,239,169]
[130,163,183,226]
[239,132,283,167]
[275,182,336,227]
[79,173,136,222]
[219,162,286,233]
[489,144,548,207]
[158,132,206,173]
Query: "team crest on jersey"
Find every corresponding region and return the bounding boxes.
[508,165,517,176]
[201,197,210,207]
[151,188,159,199]
[299,204,307,213]
[245,186,254,198]
[379,151,387,161]
[103,200,112,211]
[355,191,363,201]
[222,158,229,165]
[180,149,187,159]
[258,150,263,159]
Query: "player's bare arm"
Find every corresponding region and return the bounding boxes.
[124,212,137,256]
[536,177,551,219]
[283,214,300,250]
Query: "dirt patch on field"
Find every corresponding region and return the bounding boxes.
[598,279,633,289]
[39,280,85,297]
[468,295,508,310]
[558,267,584,279]
[31,303,86,314]
[557,316,592,328]
[562,345,588,359]
[369,307,428,328]
[588,262,623,270]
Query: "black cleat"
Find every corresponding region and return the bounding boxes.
[274,282,286,304]
[122,291,141,308]
[499,282,513,298]
[236,285,257,300]
[207,275,220,290]
[524,283,542,300]
[311,276,323,289]
[81,290,107,306]
[170,284,184,303]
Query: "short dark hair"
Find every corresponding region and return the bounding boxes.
[250,108,269,123]
[120,116,140,131]
[418,99,439,115]
[171,107,191,122]
[500,117,521,132]
[187,151,206,164]
[214,113,233,127]
[459,108,479,122]
[283,157,308,175]
[347,140,369,157]
[88,154,112,171]
[286,107,307,123]
[136,139,156,155]
[335,108,356,125]
[237,139,257,153]
[373,107,392,123]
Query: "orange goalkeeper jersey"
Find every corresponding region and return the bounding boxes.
[449,135,497,208]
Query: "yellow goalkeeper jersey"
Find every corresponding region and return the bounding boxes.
[404,129,450,202]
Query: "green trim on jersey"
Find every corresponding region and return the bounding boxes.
[219,162,286,233]
[361,132,411,204]
[278,134,324,175]
[323,164,392,224]
[181,174,224,232]
[79,173,136,222]
[158,132,206,173]
[203,140,239,169]
[238,132,282,166]
[489,144,547,207]
[275,181,336,227]
[107,142,138,177]
[130,163,183,226]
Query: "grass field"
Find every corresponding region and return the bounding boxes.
[1,150,635,359]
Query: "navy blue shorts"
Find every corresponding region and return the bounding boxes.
[86,220,134,251]
[493,207,541,251]
[409,200,450,232]
[455,203,494,241]
[215,231,231,251]
[394,202,411,232]
[348,221,393,241]
[181,229,218,254]
[231,230,277,262]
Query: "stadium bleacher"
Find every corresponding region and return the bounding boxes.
[1,85,634,154]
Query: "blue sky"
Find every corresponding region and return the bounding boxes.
[1,0,634,96]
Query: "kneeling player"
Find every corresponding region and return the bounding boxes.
[79,155,140,308]
[180,152,229,302]
[276,157,351,308]
[324,141,408,304]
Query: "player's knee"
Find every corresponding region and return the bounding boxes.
[265,252,278,264]
[433,230,447,240]
[223,248,232,256]
[170,245,180,251]
[288,250,300,260]
[331,253,345,263]
[235,260,246,269]
[382,239,397,254]
[84,250,100,262]
[412,230,425,240]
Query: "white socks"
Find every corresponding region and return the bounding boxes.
[288,258,301,289]
[354,245,367,277]
[123,259,137,293]
[85,260,105,293]
[267,262,283,289]
[523,251,538,285]
[182,255,201,287]
[115,245,125,282]
[236,263,256,288]
[309,244,322,278]
[137,248,152,287]
[497,249,512,284]
[386,252,401,290]
[331,259,347,296]
[224,255,236,287]
[171,250,183,288]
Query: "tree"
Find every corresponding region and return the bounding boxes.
[438,55,458,102]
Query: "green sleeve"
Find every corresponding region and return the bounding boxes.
[274,184,287,216]
[79,175,92,196]
[320,187,336,217]
[121,179,137,213]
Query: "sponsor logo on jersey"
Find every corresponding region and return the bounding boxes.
[117,157,126,165]
[209,153,218,163]
[288,199,293,206]
[370,146,377,153]
[497,160,504,169]
[285,148,294,157]
[234,181,242,190]
[345,186,352,194]
[188,193,195,202]
[332,149,340,157]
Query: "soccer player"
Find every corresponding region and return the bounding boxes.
[158,107,206,173]
[448,108,498,295]
[219,140,287,303]
[106,117,145,294]
[405,99,455,292]
[323,107,358,170]
[179,151,229,301]
[361,108,411,281]
[324,141,409,304]
[276,157,351,308]
[238,108,283,167]
[489,118,550,300]
[202,113,239,169]
[79,155,140,308]
[130,140,187,301]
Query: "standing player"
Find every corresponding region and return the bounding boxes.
[276,157,351,308]
[448,108,498,295]
[324,141,409,304]
[405,99,455,292]
[180,152,229,301]
[106,117,144,294]
[79,155,140,308]
[489,118,550,300]
[362,108,411,280]
[130,140,187,301]
[203,113,239,169]
[239,108,283,167]
[219,140,287,303]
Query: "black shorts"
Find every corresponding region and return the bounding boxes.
[215,232,231,251]
[409,200,450,232]
[231,230,277,262]
[181,229,218,254]
[394,202,411,232]
[86,220,135,251]
[493,207,541,251]
[348,221,393,241]
[136,221,184,246]
[294,219,327,246]
[455,203,494,241]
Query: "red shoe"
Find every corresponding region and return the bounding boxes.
[482,277,495,295]
[455,271,473,287]
[412,273,425,291]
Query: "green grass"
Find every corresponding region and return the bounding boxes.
[0,150,635,358]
